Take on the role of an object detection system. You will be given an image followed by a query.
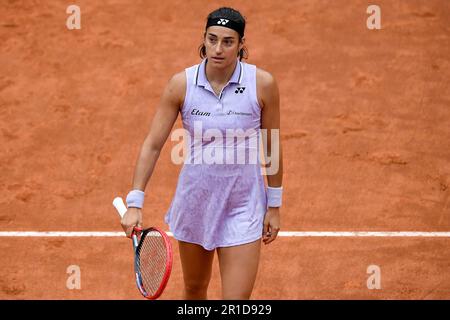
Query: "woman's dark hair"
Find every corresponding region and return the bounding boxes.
[198,7,249,61]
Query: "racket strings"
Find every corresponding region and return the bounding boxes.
[136,231,168,296]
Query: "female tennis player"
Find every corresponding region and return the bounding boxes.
[121,7,284,300]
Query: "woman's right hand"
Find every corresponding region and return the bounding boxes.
[121,207,143,238]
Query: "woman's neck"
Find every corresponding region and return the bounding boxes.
[205,58,238,85]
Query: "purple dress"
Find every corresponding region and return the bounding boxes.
[164,58,268,251]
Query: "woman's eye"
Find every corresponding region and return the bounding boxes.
[208,38,232,46]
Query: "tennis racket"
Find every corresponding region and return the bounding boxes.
[112,197,173,300]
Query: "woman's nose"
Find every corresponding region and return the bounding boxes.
[215,42,223,54]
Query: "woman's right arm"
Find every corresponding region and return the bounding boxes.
[121,71,186,237]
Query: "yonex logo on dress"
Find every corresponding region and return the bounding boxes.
[235,87,246,94]
[217,19,229,25]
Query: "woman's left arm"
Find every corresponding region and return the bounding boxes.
[257,68,284,245]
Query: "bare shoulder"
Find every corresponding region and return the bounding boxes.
[163,70,186,107]
[167,71,186,95]
[256,67,279,108]
[256,67,276,87]
[169,70,186,85]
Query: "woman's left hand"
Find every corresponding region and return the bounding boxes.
[262,207,281,245]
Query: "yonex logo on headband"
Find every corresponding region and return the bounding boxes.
[217,19,229,25]
[206,17,244,37]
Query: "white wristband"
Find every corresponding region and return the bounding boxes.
[267,186,283,207]
[126,190,145,209]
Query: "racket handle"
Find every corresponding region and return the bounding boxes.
[113,197,127,218]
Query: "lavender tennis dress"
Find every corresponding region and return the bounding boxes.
[164,58,268,251]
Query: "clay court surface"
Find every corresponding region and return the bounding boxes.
[1,0,449,299]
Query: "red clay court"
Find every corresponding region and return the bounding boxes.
[0,0,449,299]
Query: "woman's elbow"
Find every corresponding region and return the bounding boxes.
[143,137,164,155]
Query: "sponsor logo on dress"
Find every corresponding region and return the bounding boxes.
[191,108,211,116]
[190,108,251,117]
[235,87,246,94]
[226,110,251,116]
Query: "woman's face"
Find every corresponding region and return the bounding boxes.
[204,26,244,68]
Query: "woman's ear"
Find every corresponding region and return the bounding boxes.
[239,36,245,50]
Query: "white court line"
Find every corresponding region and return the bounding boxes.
[0,231,450,237]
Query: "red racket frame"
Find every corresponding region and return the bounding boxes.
[131,226,173,300]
